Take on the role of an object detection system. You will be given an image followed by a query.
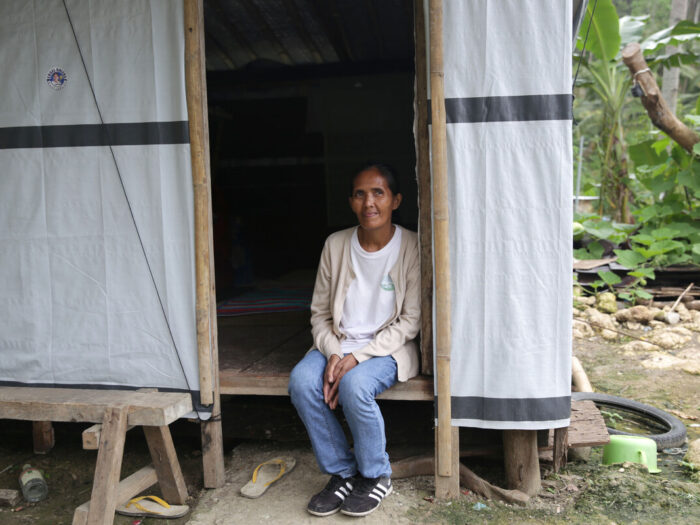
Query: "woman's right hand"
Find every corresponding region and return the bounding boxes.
[323,354,341,405]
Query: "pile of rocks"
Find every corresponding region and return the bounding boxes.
[573,291,700,350]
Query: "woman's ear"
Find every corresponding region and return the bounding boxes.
[392,193,403,210]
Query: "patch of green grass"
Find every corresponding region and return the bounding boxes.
[406,455,700,525]
[572,462,699,524]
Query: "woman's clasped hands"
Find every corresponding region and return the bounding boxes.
[323,353,358,409]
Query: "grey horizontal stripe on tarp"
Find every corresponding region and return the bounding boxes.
[0,121,189,149]
[441,395,571,421]
[429,94,572,124]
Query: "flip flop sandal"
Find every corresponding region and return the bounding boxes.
[240,456,296,499]
[115,495,189,518]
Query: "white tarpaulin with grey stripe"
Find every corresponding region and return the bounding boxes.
[0,0,209,417]
[433,0,573,429]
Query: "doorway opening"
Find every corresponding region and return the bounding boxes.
[204,1,418,391]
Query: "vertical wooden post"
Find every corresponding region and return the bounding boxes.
[414,0,434,376]
[185,0,214,407]
[552,427,568,473]
[201,259,225,488]
[184,0,225,488]
[503,430,541,496]
[143,426,188,503]
[32,421,55,454]
[86,407,128,525]
[428,0,460,499]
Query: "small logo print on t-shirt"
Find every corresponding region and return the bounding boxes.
[380,275,395,291]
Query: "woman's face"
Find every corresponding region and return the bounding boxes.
[349,168,402,232]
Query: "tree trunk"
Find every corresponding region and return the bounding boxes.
[661,0,688,115]
[622,43,700,154]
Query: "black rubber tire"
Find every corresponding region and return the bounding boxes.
[572,392,687,450]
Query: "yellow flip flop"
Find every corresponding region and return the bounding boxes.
[115,495,189,518]
[240,456,296,498]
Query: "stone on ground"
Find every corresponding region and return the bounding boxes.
[596,292,618,314]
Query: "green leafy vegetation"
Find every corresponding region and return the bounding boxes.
[573,0,700,302]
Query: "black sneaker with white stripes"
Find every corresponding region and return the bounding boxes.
[306,475,355,516]
[340,476,392,517]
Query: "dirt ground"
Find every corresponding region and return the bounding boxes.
[1,328,699,524]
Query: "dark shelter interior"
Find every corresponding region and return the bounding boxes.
[200,1,433,402]
[204,0,418,298]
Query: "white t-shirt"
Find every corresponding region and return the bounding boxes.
[340,227,402,354]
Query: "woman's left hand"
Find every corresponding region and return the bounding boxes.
[327,354,358,409]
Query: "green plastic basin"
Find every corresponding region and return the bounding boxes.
[602,435,660,473]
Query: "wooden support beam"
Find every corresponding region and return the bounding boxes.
[414,0,434,375]
[185,0,214,407]
[391,454,529,505]
[428,0,459,498]
[82,423,135,450]
[503,430,541,496]
[32,421,55,454]
[200,23,226,489]
[553,427,568,473]
[143,426,188,504]
[72,466,158,525]
[621,43,700,154]
[434,426,460,499]
[201,242,225,488]
[86,407,129,525]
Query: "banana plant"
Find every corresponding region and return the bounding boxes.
[574,1,700,223]
[575,0,642,222]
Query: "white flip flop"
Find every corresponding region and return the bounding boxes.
[240,456,296,498]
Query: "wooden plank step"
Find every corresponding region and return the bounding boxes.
[0,388,192,426]
[219,371,434,401]
[568,399,610,448]
[540,400,610,450]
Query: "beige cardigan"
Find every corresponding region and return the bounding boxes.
[309,225,420,382]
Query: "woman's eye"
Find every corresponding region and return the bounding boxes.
[374,190,383,196]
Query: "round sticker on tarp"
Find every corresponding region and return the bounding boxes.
[46,67,68,90]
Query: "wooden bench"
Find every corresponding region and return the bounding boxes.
[219,370,433,399]
[220,372,608,463]
[0,387,192,525]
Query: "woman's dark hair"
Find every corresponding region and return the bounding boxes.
[350,162,401,196]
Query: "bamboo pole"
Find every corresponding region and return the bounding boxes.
[184,0,225,488]
[414,0,434,375]
[185,0,214,407]
[428,0,459,498]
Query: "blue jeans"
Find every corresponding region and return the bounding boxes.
[288,350,398,479]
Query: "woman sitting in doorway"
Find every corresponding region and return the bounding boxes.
[288,162,420,517]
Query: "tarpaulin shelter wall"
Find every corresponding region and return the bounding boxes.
[428,0,573,430]
[0,0,214,416]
